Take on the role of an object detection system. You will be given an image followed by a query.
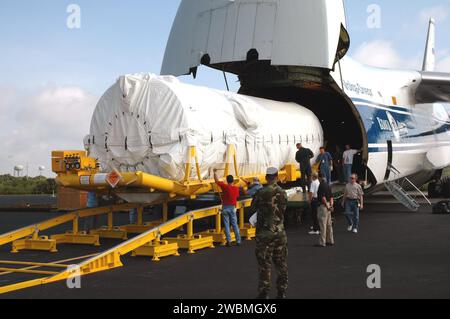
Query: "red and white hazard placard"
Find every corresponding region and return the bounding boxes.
[106,170,122,188]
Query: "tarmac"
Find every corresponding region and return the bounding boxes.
[0,195,56,211]
[1,193,450,299]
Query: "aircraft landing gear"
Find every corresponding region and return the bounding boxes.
[428,177,450,199]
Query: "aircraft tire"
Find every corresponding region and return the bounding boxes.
[428,182,441,199]
[441,178,450,198]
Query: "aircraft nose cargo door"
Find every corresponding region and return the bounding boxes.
[161,0,348,76]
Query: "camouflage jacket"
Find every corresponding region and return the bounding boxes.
[251,183,288,237]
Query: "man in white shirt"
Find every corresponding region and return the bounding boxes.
[342,174,364,234]
[342,145,360,183]
[308,173,321,235]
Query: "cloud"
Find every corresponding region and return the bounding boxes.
[0,86,17,121]
[420,6,449,24]
[437,55,450,72]
[352,39,450,73]
[0,86,97,176]
[352,40,421,70]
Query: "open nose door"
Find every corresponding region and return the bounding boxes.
[162,0,349,77]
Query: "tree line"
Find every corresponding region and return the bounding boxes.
[0,175,56,195]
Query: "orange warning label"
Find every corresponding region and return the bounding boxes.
[106,170,122,188]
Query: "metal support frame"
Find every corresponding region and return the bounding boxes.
[238,207,256,240]
[120,205,164,234]
[1,203,139,253]
[55,162,300,199]
[12,236,58,253]
[51,215,100,247]
[0,199,252,294]
[184,146,203,183]
[90,210,129,240]
[224,144,240,178]
[132,240,180,262]
[0,146,298,293]
[165,213,215,254]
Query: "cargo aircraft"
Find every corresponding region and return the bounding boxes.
[160,0,450,205]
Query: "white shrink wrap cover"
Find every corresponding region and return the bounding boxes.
[88,74,323,181]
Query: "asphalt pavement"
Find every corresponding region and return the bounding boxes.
[1,195,450,299]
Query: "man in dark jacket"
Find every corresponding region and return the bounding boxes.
[295,143,314,194]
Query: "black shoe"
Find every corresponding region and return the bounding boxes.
[256,293,269,300]
[236,242,241,247]
[326,243,335,247]
[314,244,326,248]
[225,242,232,247]
[276,293,287,299]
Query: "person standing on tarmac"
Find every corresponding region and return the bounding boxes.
[214,169,242,247]
[316,172,335,248]
[252,167,288,299]
[342,173,364,234]
[295,143,314,194]
[308,173,321,235]
[84,192,99,232]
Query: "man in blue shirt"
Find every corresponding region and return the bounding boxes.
[315,147,333,185]
[84,192,99,232]
[245,177,263,197]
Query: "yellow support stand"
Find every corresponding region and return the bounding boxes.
[51,217,100,246]
[197,229,236,245]
[238,207,256,240]
[165,218,214,254]
[90,210,128,240]
[240,225,256,240]
[137,206,143,225]
[184,146,202,183]
[132,240,180,262]
[163,202,169,222]
[224,144,240,178]
[12,236,57,253]
[52,231,100,246]
[120,206,165,234]
[91,227,128,240]
[165,235,214,254]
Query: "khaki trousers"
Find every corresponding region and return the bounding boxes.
[318,205,334,246]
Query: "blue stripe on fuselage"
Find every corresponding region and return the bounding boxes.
[349,97,450,151]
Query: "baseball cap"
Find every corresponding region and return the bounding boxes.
[266,167,279,176]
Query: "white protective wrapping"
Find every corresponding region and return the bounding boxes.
[88,74,323,181]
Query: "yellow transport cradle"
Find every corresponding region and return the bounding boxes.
[0,146,301,294]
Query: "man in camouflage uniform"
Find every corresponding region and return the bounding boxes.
[252,167,288,299]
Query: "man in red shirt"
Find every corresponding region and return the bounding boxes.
[214,169,242,247]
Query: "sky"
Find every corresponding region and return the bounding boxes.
[0,0,449,177]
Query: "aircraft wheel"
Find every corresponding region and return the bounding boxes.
[441,178,450,198]
[428,182,441,198]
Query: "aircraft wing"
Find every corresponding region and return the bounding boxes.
[416,72,450,103]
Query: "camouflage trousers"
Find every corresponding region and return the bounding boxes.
[255,233,288,295]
